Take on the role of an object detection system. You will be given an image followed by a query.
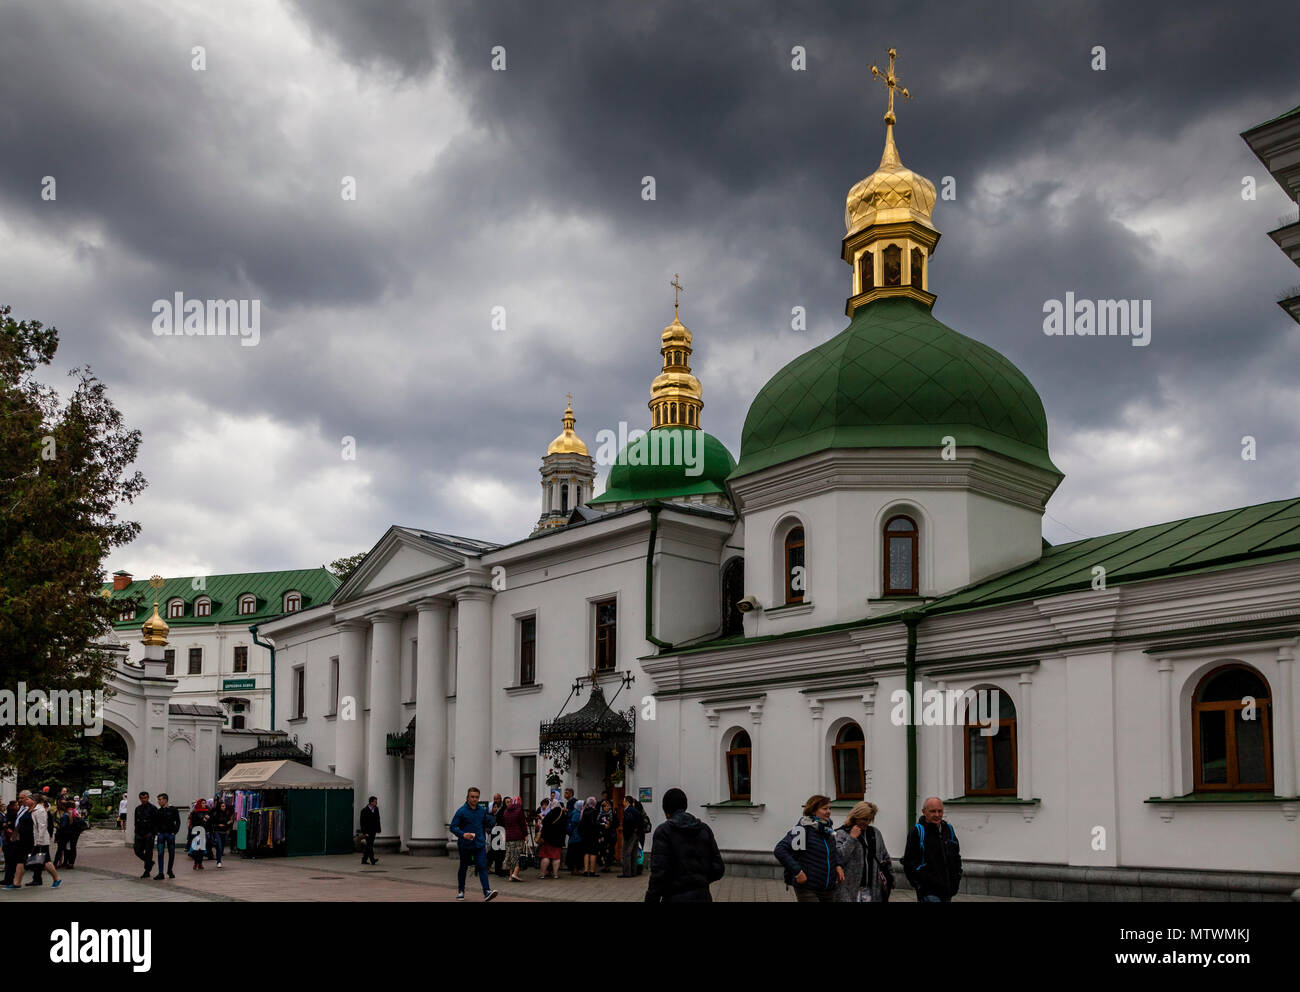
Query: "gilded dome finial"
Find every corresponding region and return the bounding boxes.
[141,574,169,647]
[547,395,589,455]
[670,273,685,320]
[650,280,703,430]
[870,48,910,128]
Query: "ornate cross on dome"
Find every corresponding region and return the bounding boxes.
[566,391,573,407]
[670,273,685,316]
[870,47,911,125]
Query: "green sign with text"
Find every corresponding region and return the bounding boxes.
[223,678,256,691]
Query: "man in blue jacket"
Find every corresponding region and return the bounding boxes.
[450,787,498,902]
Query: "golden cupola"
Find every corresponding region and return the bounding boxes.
[842,48,941,317]
[648,274,703,429]
[140,575,169,647]
[547,402,589,456]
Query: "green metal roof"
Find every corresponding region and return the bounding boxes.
[925,496,1300,616]
[731,297,1060,479]
[590,428,736,504]
[104,567,340,630]
[1242,102,1300,137]
[650,496,1300,658]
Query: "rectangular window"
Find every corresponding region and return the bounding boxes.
[233,645,248,673]
[519,755,537,817]
[294,666,305,719]
[329,657,339,715]
[163,649,175,676]
[408,638,418,702]
[594,599,616,672]
[188,647,202,675]
[519,616,536,685]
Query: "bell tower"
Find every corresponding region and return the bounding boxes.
[534,397,596,534]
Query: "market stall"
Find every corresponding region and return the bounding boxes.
[215,759,354,857]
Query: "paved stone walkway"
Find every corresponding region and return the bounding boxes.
[1,826,1033,902]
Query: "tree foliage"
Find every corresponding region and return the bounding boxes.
[0,304,146,774]
[328,551,368,583]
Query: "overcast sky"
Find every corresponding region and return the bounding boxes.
[2,0,1297,577]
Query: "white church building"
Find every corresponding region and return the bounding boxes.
[259,100,1300,900]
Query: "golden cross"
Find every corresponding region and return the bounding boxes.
[670,273,685,315]
[870,48,911,126]
[566,391,573,409]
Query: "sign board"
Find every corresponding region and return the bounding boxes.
[87,788,103,795]
[223,678,256,691]
[638,787,653,803]
[102,780,114,786]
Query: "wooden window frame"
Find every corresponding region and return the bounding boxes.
[284,593,301,612]
[1192,665,1274,793]
[594,598,617,672]
[519,616,537,686]
[964,700,1017,797]
[163,649,175,676]
[167,599,184,620]
[233,645,248,674]
[832,723,866,800]
[195,598,210,617]
[882,515,919,596]
[294,665,306,719]
[726,731,752,801]
[187,647,202,676]
[784,526,805,605]
[238,595,256,616]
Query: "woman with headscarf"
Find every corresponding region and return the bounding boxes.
[501,796,529,883]
[566,800,584,875]
[538,798,567,879]
[596,799,617,872]
[579,797,600,877]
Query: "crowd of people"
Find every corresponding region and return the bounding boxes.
[129,790,233,879]
[1,788,100,890]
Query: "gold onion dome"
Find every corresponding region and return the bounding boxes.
[141,601,169,647]
[845,123,937,236]
[547,402,589,456]
[660,313,692,347]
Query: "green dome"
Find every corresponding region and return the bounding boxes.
[590,428,736,504]
[732,297,1059,479]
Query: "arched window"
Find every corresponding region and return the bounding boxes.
[195,597,211,618]
[833,723,865,800]
[784,526,806,604]
[1193,665,1273,792]
[910,247,924,287]
[883,515,918,595]
[883,244,902,286]
[965,689,1017,796]
[560,484,569,514]
[238,594,257,616]
[721,557,745,637]
[726,730,752,801]
[283,592,301,612]
[670,402,678,424]
[167,598,185,620]
[859,250,873,291]
[653,406,660,426]
[118,603,136,622]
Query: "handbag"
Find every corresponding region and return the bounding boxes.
[25,850,47,868]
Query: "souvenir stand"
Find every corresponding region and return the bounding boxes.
[215,759,355,858]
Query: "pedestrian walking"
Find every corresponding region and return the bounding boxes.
[833,801,894,903]
[901,797,962,902]
[187,799,211,871]
[133,791,157,878]
[153,794,180,879]
[488,794,509,877]
[118,796,128,832]
[644,788,725,903]
[209,799,231,868]
[537,800,567,879]
[618,795,641,877]
[596,799,617,872]
[633,799,651,875]
[2,800,21,888]
[449,787,498,901]
[16,794,62,889]
[773,794,844,903]
[5,793,35,889]
[501,796,529,883]
[53,802,71,868]
[578,797,600,877]
[565,800,584,875]
[359,795,380,865]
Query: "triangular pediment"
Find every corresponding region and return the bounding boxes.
[334,526,491,604]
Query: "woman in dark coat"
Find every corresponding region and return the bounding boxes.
[596,799,617,872]
[187,799,211,870]
[578,797,599,877]
[538,802,567,880]
[209,799,231,868]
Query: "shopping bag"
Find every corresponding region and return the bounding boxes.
[25,851,47,868]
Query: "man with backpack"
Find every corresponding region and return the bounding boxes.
[901,797,963,902]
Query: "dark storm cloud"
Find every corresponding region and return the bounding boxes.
[1,0,1297,570]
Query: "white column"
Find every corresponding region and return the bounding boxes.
[705,709,721,801]
[451,589,493,806]
[1157,658,1174,799]
[410,599,450,853]
[365,612,403,847]
[1275,645,1297,798]
[1017,671,1033,801]
[748,703,763,801]
[334,622,368,797]
[809,700,825,794]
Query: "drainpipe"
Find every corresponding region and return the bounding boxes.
[645,501,672,651]
[249,624,275,732]
[901,609,924,841]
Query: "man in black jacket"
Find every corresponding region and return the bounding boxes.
[359,796,380,865]
[133,792,157,879]
[645,788,724,903]
[153,793,180,879]
[618,795,641,878]
[901,797,962,902]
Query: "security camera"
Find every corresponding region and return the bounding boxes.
[737,595,760,613]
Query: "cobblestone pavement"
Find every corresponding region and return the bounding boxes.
[1,826,1034,903]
